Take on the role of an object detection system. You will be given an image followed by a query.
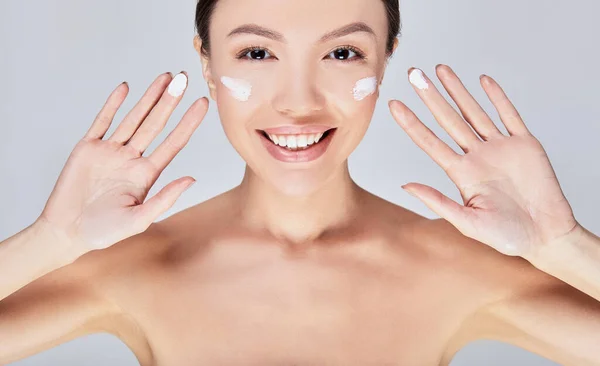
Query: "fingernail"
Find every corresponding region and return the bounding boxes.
[185,179,196,190]
[401,185,415,195]
[168,72,188,97]
[408,68,428,90]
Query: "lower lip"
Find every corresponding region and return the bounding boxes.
[257,129,337,163]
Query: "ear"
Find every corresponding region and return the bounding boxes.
[391,37,399,54]
[193,35,218,101]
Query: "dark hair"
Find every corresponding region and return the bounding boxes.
[195,0,401,59]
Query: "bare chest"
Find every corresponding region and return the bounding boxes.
[118,241,467,366]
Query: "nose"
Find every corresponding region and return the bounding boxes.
[272,64,325,117]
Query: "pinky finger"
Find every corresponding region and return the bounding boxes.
[84,82,129,140]
[133,177,196,227]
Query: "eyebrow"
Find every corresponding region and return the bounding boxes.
[226,21,376,43]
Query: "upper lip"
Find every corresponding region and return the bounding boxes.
[259,125,335,135]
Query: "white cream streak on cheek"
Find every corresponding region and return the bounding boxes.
[220,76,252,101]
[352,76,378,101]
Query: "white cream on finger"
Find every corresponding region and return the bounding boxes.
[168,73,188,97]
[408,68,429,90]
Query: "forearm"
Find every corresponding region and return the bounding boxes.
[0,219,83,302]
[531,224,600,302]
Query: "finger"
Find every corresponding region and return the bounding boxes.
[402,182,473,234]
[407,67,481,153]
[480,75,531,136]
[147,97,209,172]
[134,177,196,227]
[84,81,129,140]
[108,72,173,144]
[434,65,504,141]
[126,71,190,155]
[389,99,461,172]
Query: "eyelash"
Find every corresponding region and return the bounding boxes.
[235,44,367,63]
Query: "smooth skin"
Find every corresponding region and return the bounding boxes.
[1,0,600,365]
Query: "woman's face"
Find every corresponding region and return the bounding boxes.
[194,0,395,196]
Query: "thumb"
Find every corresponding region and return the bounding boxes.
[402,183,469,225]
[136,177,196,224]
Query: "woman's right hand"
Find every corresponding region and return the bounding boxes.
[37,71,209,254]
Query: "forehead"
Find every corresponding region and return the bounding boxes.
[210,0,388,42]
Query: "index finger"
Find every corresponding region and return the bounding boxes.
[389,99,461,172]
[147,97,209,172]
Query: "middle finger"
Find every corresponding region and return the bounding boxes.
[127,71,189,155]
[408,67,481,153]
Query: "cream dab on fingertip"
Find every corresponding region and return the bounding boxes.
[353,76,378,101]
[167,73,188,97]
[220,76,252,101]
[408,68,429,90]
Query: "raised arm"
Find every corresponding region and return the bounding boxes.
[0,70,208,364]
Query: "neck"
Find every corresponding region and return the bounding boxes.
[233,162,365,246]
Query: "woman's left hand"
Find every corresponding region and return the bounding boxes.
[388,64,579,260]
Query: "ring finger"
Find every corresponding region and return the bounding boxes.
[434,64,504,141]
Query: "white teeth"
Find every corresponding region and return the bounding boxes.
[287,136,297,149]
[264,131,331,150]
[277,135,286,147]
[297,135,308,148]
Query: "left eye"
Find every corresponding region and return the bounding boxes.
[245,48,271,60]
[329,48,360,61]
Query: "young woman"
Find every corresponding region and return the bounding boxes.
[1,0,600,365]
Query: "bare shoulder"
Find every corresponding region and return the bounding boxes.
[83,223,173,356]
[52,193,235,366]
[420,218,560,298]
[357,188,431,228]
[419,218,572,363]
[89,189,238,287]
[68,190,237,364]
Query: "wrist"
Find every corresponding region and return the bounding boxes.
[530,223,589,271]
[32,217,88,264]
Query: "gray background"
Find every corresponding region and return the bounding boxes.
[1,0,598,365]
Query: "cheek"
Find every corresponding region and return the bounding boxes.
[215,75,259,131]
[220,76,253,102]
[323,73,379,121]
[214,85,252,146]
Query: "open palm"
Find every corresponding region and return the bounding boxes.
[389,65,578,258]
[39,72,208,252]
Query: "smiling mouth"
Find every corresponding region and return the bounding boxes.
[257,128,336,151]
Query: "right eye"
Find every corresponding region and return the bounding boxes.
[236,46,274,61]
